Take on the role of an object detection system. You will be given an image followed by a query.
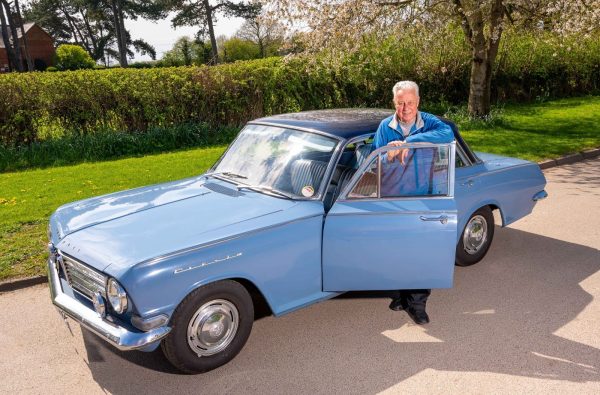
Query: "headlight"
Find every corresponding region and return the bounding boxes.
[106,278,128,314]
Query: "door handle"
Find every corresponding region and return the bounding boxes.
[461,179,474,187]
[420,215,448,224]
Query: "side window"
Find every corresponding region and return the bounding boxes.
[348,144,452,199]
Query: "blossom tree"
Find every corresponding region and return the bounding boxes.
[267,0,599,116]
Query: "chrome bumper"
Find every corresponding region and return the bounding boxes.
[48,258,171,351]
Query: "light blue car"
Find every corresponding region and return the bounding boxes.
[47,109,547,373]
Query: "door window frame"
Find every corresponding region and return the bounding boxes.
[337,142,456,201]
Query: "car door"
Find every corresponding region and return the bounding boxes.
[322,142,458,291]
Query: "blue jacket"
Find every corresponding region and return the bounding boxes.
[373,111,454,149]
[372,111,454,197]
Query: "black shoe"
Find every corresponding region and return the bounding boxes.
[406,307,430,325]
[389,298,406,311]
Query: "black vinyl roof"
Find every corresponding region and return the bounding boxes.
[251,108,479,163]
[251,108,394,140]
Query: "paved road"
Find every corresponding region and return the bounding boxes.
[1,158,599,395]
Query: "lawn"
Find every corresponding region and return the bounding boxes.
[1,96,599,282]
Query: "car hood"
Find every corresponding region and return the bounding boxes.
[52,176,302,273]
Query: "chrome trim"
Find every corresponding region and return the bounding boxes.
[327,210,456,217]
[48,259,171,350]
[138,213,323,267]
[420,215,449,224]
[131,314,169,332]
[247,121,345,141]
[456,143,473,167]
[174,252,243,274]
[187,299,239,357]
[58,252,106,301]
[463,214,488,255]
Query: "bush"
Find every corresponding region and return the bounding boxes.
[0,29,598,167]
[46,66,58,72]
[54,44,96,71]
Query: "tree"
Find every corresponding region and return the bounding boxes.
[221,36,259,61]
[54,43,96,69]
[267,0,600,117]
[0,0,24,71]
[235,10,284,57]
[168,0,260,64]
[160,35,209,65]
[25,0,164,67]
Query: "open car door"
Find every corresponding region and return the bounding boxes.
[322,142,458,291]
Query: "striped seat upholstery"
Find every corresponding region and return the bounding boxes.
[290,159,329,196]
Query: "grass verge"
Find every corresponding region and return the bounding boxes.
[1,96,599,282]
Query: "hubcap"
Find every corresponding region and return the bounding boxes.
[187,299,239,357]
[463,215,488,255]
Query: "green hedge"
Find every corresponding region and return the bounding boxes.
[0,29,598,169]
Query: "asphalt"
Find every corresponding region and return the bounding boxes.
[1,157,599,394]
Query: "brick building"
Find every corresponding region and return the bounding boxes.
[0,23,55,72]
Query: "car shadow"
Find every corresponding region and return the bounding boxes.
[80,226,600,394]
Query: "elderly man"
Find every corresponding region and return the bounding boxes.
[373,80,454,325]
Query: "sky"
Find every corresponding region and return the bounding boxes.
[126,13,246,62]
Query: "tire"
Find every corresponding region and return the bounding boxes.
[455,206,495,267]
[161,280,254,374]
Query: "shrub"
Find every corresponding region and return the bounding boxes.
[54,44,96,71]
[0,29,598,167]
[46,66,58,72]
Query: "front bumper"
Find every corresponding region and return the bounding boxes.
[48,258,171,351]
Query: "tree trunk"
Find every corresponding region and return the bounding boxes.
[0,3,17,71]
[111,0,127,67]
[80,8,99,59]
[453,0,504,117]
[118,3,128,67]
[14,0,32,71]
[2,0,23,71]
[203,0,219,64]
[467,52,492,116]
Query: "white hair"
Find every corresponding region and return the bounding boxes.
[392,81,419,97]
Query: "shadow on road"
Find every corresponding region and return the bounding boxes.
[80,226,600,394]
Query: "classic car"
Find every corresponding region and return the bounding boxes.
[48,109,547,373]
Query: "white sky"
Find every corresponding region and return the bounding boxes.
[126,13,246,62]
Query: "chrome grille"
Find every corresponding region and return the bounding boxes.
[61,254,106,300]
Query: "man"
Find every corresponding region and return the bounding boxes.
[373,80,454,325]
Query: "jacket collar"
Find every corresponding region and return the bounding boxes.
[388,111,424,134]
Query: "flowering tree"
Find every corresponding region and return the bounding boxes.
[267,0,599,116]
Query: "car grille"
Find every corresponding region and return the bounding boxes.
[60,254,106,300]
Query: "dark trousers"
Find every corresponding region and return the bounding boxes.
[395,289,431,310]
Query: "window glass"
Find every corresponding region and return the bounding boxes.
[348,158,377,198]
[380,146,449,197]
[346,145,451,199]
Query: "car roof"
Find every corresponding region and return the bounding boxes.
[251,108,394,140]
[252,108,479,164]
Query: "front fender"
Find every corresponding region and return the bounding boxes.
[118,213,325,320]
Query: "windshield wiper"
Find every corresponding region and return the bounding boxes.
[206,171,248,180]
[236,185,294,200]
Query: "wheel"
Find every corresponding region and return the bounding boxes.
[161,280,254,373]
[455,206,495,267]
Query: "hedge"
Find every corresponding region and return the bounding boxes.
[0,28,598,156]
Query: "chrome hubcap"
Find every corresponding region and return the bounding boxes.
[463,215,488,255]
[187,299,239,357]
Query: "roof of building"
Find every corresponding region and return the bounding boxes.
[0,23,42,49]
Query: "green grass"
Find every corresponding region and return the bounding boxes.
[456,96,600,161]
[1,96,600,282]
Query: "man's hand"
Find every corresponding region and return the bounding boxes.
[386,140,409,164]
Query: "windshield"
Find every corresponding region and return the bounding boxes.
[212,124,339,199]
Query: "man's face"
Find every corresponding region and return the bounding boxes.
[393,89,420,124]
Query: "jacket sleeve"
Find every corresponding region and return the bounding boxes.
[371,120,387,151]
[405,115,454,144]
